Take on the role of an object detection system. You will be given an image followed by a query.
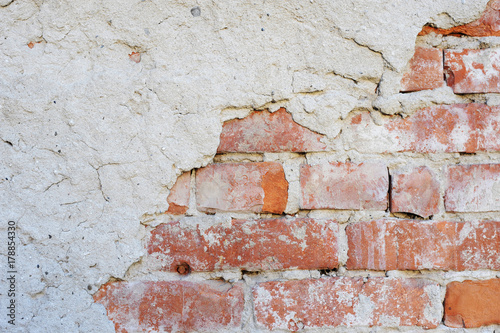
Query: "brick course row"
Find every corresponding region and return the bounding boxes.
[401,46,500,93]
[168,161,500,215]
[218,105,500,154]
[94,278,500,331]
[148,219,500,273]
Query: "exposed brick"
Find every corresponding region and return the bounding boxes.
[300,162,388,210]
[165,172,190,215]
[148,218,338,272]
[400,47,444,92]
[345,104,500,153]
[445,49,500,93]
[218,108,327,153]
[93,281,244,333]
[129,51,141,63]
[445,279,500,328]
[420,0,500,37]
[196,162,288,214]
[446,164,500,212]
[391,166,440,218]
[346,220,500,271]
[253,277,440,329]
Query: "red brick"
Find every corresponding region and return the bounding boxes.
[391,166,440,218]
[446,164,500,212]
[165,172,190,215]
[218,108,327,153]
[148,218,339,272]
[445,49,500,93]
[196,162,288,214]
[400,47,444,92]
[445,279,500,328]
[129,51,141,63]
[300,162,388,210]
[420,0,500,37]
[253,277,440,329]
[346,220,500,271]
[93,281,244,333]
[346,104,500,153]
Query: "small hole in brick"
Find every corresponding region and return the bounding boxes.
[241,270,259,276]
[392,212,423,220]
[319,268,336,276]
[459,152,476,156]
[176,262,191,275]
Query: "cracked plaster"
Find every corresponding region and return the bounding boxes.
[0,0,493,331]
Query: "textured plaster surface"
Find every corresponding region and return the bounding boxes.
[0,0,497,331]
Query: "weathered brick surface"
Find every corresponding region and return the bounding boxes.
[446,164,500,212]
[92,4,500,328]
[196,162,288,214]
[346,220,500,271]
[148,218,339,272]
[218,108,327,152]
[400,47,444,92]
[445,279,500,328]
[346,104,500,153]
[300,162,388,210]
[93,281,244,333]
[253,277,440,329]
[391,166,440,218]
[420,0,500,37]
[165,172,190,215]
[445,49,500,93]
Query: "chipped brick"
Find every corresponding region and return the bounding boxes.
[446,164,500,212]
[218,108,327,153]
[391,166,440,218]
[165,172,190,215]
[196,162,288,214]
[300,162,388,210]
[401,47,444,92]
[445,49,500,93]
[445,279,500,328]
[346,220,500,271]
[93,281,244,333]
[253,277,440,329]
[345,104,500,153]
[148,218,339,272]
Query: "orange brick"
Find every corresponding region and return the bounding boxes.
[253,277,440,329]
[148,218,339,272]
[300,162,388,210]
[346,104,500,153]
[165,172,190,215]
[196,162,288,214]
[94,281,244,333]
[446,164,500,212]
[445,49,500,93]
[346,220,500,271]
[391,166,440,218]
[218,108,327,153]
[445,279,500,328]
[400,47,444,92]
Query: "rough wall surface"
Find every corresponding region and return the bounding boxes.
[2,0,500,332]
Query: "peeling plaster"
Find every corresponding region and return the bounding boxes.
[0,0,495,331]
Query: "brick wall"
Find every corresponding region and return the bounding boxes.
[94,2,500,332]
